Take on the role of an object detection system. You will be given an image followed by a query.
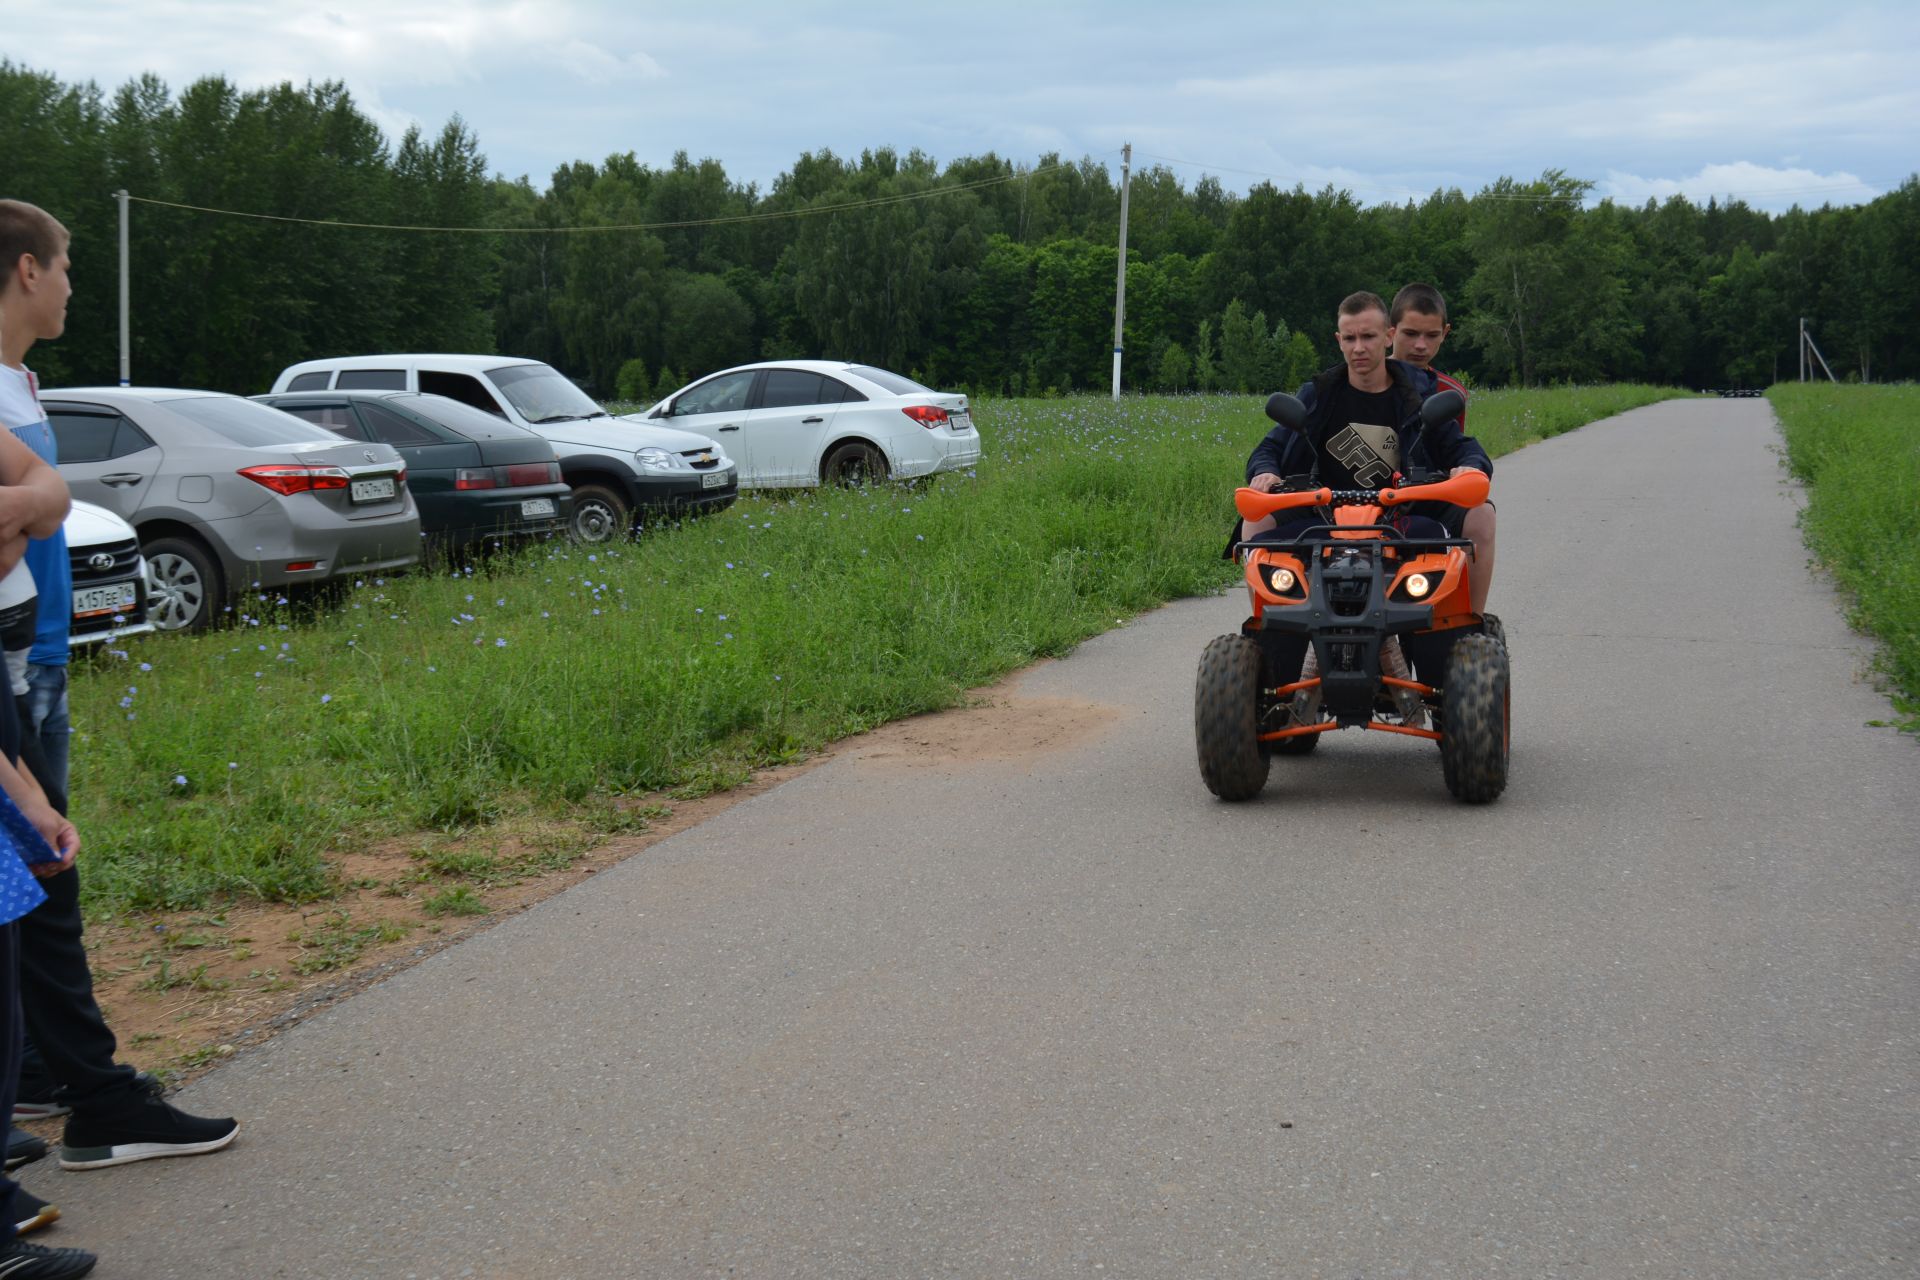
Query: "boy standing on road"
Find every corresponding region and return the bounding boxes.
[0,200,238,1180]
[1389,283,1496,614]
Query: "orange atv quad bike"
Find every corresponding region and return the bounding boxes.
[1195,387,1510,803]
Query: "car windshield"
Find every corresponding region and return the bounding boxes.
[847,365,932,396]
[161,396,340,446]
[488,364,608,423]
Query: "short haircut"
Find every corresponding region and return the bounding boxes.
[0,201,71,283]
[1390,283,1448,324]
[1337,291,1390,323]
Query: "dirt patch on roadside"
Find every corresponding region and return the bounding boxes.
[846,692,1121,773]
[69,681,1118,1089]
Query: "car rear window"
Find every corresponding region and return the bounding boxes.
[398,394,527,436]
[161,397,339,446]
[846,365,931,396]
[337,369,407,390]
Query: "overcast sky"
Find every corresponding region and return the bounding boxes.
[10,0,1914,212]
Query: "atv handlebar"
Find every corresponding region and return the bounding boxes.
[1233,467,1490,522]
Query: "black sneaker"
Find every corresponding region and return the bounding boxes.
[5,1126,47,1172]
[0,1239,95,1278]
[59,1093,238,1171]
[9,1088,70,1124]
[10,1186,59,1236]
[12,1071,160,1124]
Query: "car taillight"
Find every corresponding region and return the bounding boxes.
[901,404,950,428]
[454,469,497,490]
[238,464,351,495]
[503,463,556,487]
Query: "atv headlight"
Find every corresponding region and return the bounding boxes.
[1261,564,1304,598]
[1390,571,1441,603]
[635,447,676,473]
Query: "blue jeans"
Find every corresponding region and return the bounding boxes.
[22,662,68,802]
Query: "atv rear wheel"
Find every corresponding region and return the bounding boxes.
[1195,635,1270,800]
[1440,633,1510,803]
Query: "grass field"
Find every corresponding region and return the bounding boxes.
[1768,383,1920,732]
[70,385,1693,915]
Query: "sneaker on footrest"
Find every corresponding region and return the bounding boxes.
[59,1094,237,1171]
[10,1186,60,1237]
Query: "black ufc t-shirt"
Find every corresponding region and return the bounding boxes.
[1317,380,1403,489]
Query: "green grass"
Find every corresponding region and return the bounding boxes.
[71,386,1691,914]
[1769,383,1920,731]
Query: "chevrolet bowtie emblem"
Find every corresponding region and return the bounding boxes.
[364,451,377,463]
[699,452,713,463]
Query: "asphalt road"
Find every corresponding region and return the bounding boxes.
[41,398,1918,1278]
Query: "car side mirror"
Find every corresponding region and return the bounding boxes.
[1264,392,1307,433]
[1420,388,1466,429]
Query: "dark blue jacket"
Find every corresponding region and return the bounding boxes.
[1245,359,1491,484]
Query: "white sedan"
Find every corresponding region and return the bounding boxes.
[638,361,981,489]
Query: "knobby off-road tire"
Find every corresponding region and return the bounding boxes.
[1440,632,1510,803]
[1195,634,1270,801]
[1481,612,1508,661]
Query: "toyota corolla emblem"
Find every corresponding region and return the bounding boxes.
[88,553,115,571]
[364,450,377,463]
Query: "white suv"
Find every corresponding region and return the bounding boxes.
[270,355,738,542]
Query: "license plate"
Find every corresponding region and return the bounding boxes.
[701,470,728,489]
[73,582,137,617]
[520,498,556,518]
[350,477,397,503]
[951,413,972,431]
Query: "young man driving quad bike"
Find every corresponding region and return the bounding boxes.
[1198,291,1509,804]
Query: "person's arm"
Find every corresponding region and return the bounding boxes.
[0,429,69,540]
[0,749,77,876]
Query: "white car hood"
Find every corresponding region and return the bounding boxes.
[65,498,137,549]
[538,415,720,454]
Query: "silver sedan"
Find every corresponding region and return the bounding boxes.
[40,387,422,631]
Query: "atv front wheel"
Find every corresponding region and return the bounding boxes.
[1195,635,1270,800]
[1440,633,1510,803]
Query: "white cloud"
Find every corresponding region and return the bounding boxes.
[1600,162,1881,210]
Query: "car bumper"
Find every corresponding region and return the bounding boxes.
[420,484,575,544]
[628,469,739,515]
[211,505,424,588]
[894,428,983,479]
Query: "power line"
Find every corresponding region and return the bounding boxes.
[126,161,1070,233]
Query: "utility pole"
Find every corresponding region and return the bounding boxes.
[1111,142,1131,401]
[116,189,130,386]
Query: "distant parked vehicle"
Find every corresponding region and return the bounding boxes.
[268,355,737,542]
[253,390,572,549]
[39,387,421,632]
[642,361,983,488]
[65,499,154,648]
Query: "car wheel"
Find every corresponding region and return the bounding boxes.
[143,536,224,633]
[822,441,889,487]
[567,484,630,545]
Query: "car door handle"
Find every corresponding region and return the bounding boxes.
[101,473,145,486]
[717,424,741,432]
[802,417,825,425]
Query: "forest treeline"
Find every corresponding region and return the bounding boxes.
[3,63,1915,398]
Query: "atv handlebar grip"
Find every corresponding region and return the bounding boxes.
[1235,486,1334,521]
[1380,468,1490,509]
